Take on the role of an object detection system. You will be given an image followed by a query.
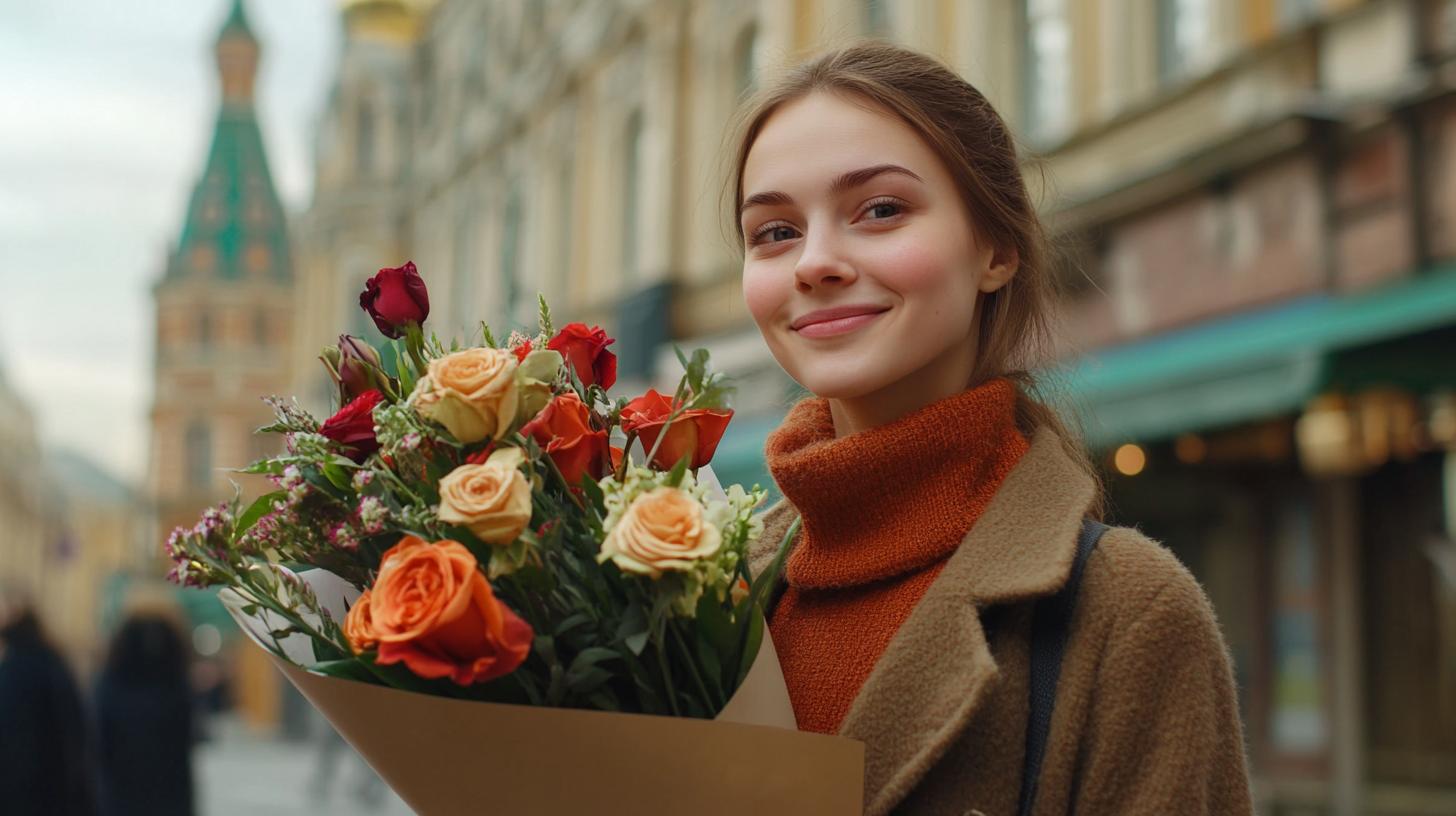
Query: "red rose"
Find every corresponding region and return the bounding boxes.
[519,392,610,485]
[320,390,385,462]
[359,261,430,339]
[546,323,616,390]
[620,389,732,471]
[511,338,533,363]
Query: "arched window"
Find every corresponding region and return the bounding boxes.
[733,24,760,98]
[185,421,212,488]
[500,185,523,324]
[1022,0,1071,144]
[621,110,644,284]
[356,99,375,176]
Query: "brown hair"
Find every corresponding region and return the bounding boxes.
[728,41,1103,515]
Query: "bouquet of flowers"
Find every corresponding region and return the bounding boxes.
[165,262,861,814]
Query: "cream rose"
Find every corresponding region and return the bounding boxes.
[413,347,520,443]
[601,488,721,578]
[437,447,532,545]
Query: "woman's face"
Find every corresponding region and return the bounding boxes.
[739,92,1014,415]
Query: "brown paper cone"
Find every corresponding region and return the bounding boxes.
[224,572,864,814]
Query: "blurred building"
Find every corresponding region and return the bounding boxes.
[292,0,1456,811]
[148,0,297,731]
[0,359,56,619]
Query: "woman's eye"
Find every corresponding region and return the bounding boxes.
[750,223,799,245]
[864,200,903,220]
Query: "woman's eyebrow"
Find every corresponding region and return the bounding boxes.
[740,163,924,217]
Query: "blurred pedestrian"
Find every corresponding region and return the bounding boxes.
[94,613,195,816]
[0,582,98,816]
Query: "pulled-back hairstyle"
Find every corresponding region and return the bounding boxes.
[729,41,1102,513]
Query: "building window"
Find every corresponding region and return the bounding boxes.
[864,0,890,36]
[1158,0,1213,83]
[246,242,271,274]
[1022,0,1072,144]
[455,208,476,331]
[621,110,644,285]
[556,157,575,301]
[1278,0,1320,27]
[1270,495,1328,757]
[500,185,522,325]
[734,24,761,98]
[191,243,216,273]
[356,99,375,177]
[198,311,212,349]
[254,309,269,348]
[185,421,212,488]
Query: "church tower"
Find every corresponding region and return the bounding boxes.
[149,0,295,574]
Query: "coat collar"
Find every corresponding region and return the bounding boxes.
[747,427,1097,815]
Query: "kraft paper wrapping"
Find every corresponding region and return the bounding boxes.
[222,570,864,815]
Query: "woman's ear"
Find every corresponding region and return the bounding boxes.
[978,245,1019,294]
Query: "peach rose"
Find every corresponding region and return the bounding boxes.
[436,447,532,545]
[367,536,533,685]
[413,347,520,443]
[600,488,721,578]
[343,589,378,653]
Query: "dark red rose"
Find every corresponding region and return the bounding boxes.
[546,323,616,390]
[320,390,385,463]
[620,389,732,471]
[519,392,611,485]
[359,261,430,339]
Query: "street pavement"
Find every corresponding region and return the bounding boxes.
[196,715,414,815]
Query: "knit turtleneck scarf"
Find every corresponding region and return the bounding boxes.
[763,378,1028,734]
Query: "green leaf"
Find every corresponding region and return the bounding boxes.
[664,452,691,489]
[481,322,498,348]
[554,612,593,638]
[736,611,765,687]
[567,647,620,674]
[321,463,352,490]
[236,491,285,536]
[625,631,649,656]
[311,658,376,683]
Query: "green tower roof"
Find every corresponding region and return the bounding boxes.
[216,0,255,44]
[165,0,289,284]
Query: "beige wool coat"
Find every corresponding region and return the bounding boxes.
[747,428,1255,815]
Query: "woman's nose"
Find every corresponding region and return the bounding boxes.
[793,230,856,293]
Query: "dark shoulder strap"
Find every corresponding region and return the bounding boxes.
[1017,518,1108,816]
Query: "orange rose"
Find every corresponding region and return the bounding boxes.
[621,389,732,470]
[600,487,721,578]
[366,535,533,684]
[344,589,378,653]
[519,392,611,486]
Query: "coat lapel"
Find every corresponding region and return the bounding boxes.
[748,428,1097,815]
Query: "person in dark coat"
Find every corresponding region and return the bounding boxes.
[0,594,98,816]
[94,613,196,816]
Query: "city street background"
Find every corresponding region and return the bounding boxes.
[2,1,1455,814]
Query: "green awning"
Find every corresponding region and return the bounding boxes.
[1060,268,1456,448]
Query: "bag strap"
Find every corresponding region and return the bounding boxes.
[1017,518,1108,816]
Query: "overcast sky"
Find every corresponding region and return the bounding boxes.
[0,0,337,485]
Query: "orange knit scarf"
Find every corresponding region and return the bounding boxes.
[764,378,1028,734]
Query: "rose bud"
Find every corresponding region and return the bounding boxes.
[546,323,617,390]
[321,335,387,404]
[359,261,430,338]
[320,389,386,463]
[621,389,732,471]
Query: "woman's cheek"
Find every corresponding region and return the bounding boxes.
[741,262,785,328]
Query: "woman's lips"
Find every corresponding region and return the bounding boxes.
[792,310,887,338]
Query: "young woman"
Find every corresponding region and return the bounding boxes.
[734,43,1254,815]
